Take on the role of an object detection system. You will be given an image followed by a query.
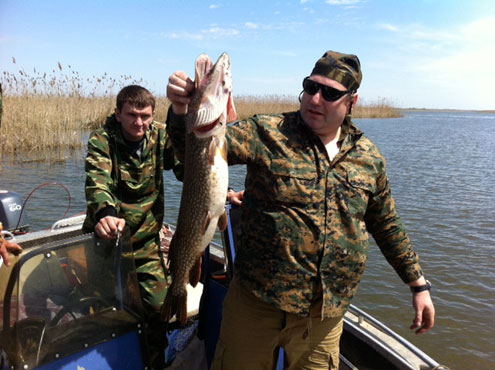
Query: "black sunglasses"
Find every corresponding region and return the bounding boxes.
[302,77,352,102]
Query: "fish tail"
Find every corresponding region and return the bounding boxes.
[160,289,174,322]
[160,285,188,324]
[177,294,188,325]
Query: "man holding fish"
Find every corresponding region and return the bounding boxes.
[167,50,435,370]
[83,85,183,369]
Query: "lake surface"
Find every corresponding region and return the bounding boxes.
[1,111,494,369]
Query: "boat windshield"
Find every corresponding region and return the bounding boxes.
[0,228,143,369]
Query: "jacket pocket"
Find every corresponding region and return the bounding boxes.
[340,164,376,218]
[269,162,317,206]
[119,166,156,197]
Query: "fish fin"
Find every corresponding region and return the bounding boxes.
[227,93,237,123]
[189,256,202,287]
[218,209,228,232]
[219,135,228,161]
[202,211,212,235]
[160,284,177,320]
[195,54,213,89]
[160,285,189,325]
[208,136,220,165]
[177,294,189,325]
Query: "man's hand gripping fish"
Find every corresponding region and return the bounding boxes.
[161,53,236,324]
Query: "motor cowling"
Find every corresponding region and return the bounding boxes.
[0,190,29,232]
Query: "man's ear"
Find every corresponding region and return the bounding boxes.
[349,93,359,114]
[352,93,359,106]
[115,108,121,122]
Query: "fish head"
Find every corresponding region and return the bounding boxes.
[187,53,237,139]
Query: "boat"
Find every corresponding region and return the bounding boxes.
[0,191,449,369]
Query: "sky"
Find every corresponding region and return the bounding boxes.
[1,0,494,110]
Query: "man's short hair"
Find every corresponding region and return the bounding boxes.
[116,85,156,112]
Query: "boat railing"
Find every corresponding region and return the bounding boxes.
[348,304,448,370]
[50,214,86,231]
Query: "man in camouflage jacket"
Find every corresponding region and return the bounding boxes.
[83,85,183,369]
[166,51,435,370]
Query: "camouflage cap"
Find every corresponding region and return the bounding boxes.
[311,51,362,92]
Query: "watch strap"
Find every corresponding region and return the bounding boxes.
[410,280,431,293]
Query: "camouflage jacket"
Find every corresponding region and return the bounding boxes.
[167,110,423,318]
[83,114,183,260]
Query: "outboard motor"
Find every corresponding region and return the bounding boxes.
[0,190,29,233]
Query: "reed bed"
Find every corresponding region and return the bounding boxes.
[233,95,299,120]
[1,62,401,163]
[1,95,113,160]
[233,95,403,120]
[353,98,402,119]
[1,61,144,162]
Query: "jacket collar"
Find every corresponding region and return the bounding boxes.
[104,114,152,153]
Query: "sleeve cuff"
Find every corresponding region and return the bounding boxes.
[95,206,118,223]
[166,106,187,128]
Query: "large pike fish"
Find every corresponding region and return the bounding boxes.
[161,53,236,324]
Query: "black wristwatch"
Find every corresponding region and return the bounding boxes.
[410,280,431,293]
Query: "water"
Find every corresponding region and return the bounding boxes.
[1,111,494,369]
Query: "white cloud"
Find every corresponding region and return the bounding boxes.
[374,16,495,109]
[300,0,310,4]
[245,22,259,29]
[263,21,305,31]
[159,32,204,41]
[209,4,219,9]
[378,21,466,44]
[390,16,495,64]
[416,17,495,79]
[204,26,240,37]
[158,26,240,41]
[326,0,361,5]
[460,16,495,44]
[377,23,399,32]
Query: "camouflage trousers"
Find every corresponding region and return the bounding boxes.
[212,277,343,370]
[136,256,171,310]
[136,256,171,370]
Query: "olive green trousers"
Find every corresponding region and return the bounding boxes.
[212,277,343,370]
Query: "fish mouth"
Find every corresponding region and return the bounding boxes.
[194,116,221,135]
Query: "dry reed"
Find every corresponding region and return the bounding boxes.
[232,95,403,120]
[354,98,402,119]
[1,61,144,162]
[233,95,299,120]
[1,61,401,163]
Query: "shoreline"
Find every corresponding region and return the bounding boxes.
[400,107,495,113]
